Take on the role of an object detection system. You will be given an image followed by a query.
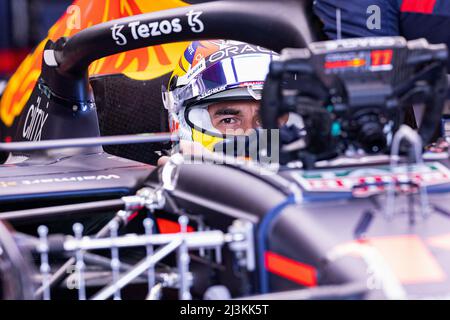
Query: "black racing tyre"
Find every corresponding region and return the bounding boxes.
[0,220,35,300]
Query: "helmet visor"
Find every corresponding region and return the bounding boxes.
[164,53,275,113]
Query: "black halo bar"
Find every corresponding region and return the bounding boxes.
[56,0,314,75]
[0,133,178,152]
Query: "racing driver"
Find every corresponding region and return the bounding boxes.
[159,40,302,165]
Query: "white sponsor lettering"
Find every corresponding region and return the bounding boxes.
[199,85,227,99]
[0,181,17,188]
[66,5,81,30]
[311,37,405,53]
[116,19,182,44]
[172,18,183,33]
[177,58,206,85]
[21,175,121,186]
[208,45,276,64]
[138,22,150,38]
[112,13,197,45]
[148,22,161,37]
[22,96,49,142]
[159,20,173,34]
[367,5,382,30]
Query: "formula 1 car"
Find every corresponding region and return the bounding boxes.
[0,0,450,301]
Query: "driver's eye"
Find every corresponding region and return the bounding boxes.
[220,118,238,124]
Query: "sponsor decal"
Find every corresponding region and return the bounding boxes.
[207,44,275,64]
[198,85,227,99]
[186,9,204,33]
[21,175,121,186]
[0,175,122,190]
[176,58,206,86]
[111,24,128,46]
[294,162,450,195]
[111,10,203,46]
[22,96,49,142]
[125,18,181,45]
[311,37,405,53]
[0,181,17,188]
[324,49,394,73]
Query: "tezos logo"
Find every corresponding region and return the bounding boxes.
[111,24,127,46]
[111,10,204,46]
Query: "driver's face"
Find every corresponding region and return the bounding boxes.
[208,100,260,135]
[208,100,289,135]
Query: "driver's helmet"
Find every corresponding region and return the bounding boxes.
[162,40,279,152]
